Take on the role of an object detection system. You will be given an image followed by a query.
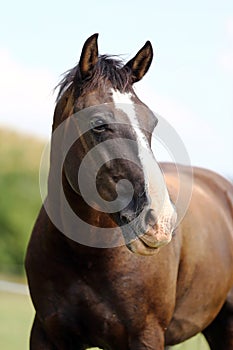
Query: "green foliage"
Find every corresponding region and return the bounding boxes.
[0,129,45,275]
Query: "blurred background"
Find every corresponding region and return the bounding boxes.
[0,0,232,349]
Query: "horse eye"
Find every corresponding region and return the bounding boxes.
[90,118,107,133]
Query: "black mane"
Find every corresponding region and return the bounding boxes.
[56,55,133,101]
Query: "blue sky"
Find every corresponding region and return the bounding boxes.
[0,0,232,177]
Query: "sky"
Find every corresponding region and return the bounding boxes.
[0,0,233,178]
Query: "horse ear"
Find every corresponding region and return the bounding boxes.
[79,33,99,79]
[124,41,153,83]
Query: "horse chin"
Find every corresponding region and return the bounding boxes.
[127,238,159,256]
[126,227,173,256]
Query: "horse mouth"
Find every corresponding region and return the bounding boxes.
[118,209,177,255]
[126,224,175,256]
[127,236,159,256]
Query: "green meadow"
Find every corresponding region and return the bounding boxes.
[0,291,34,350]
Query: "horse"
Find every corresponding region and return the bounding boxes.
[25,33,233,350]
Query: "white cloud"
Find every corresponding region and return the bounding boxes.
[0,49,57,138]
[226,17,233,38]
[135,83,212,142]
[219,17,233,76]
[219,51,233,75]
[135,83,232,177]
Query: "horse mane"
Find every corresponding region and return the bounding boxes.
[56,55,133,101]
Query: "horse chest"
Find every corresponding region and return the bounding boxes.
[45,278,129,348]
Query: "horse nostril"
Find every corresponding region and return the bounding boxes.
[120,209,135,224]
[145,209,157,227]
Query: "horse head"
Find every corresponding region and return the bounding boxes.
[51,33,177,255]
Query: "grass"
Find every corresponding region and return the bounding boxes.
[0,289,209,350]
[170,334,209,349]
[0,292,34,350]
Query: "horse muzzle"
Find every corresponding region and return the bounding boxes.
[124,208,177,256]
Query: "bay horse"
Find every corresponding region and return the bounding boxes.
[25,33,233,349]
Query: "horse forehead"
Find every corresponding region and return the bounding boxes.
[110,89,147,130]
[88,88,136,107]
[75,86,113,109]
[110,89,139,122]
[77,88,146,129]
[111,89,134,105]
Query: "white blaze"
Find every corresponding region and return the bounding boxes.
[111,89,174,221]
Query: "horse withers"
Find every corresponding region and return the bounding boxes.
[25,34,233,349]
